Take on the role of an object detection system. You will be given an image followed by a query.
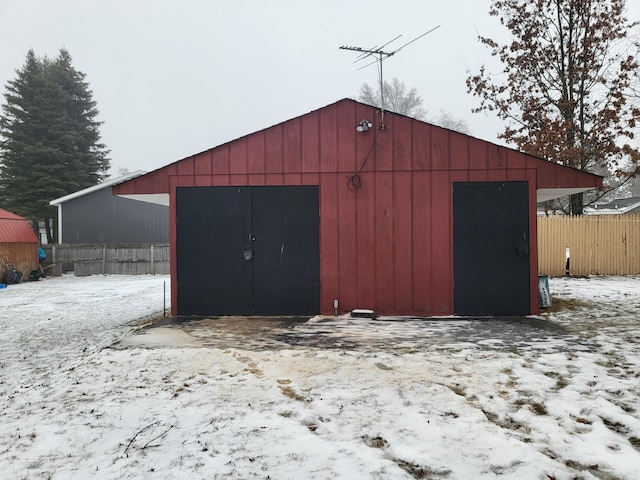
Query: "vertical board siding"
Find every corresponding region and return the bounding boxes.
[177,157,195,176]
[283,120,301,173]
[337,174,358,310]
[412,172,432,313]
[374,128,393,172]
[319,174,339,311]
[229,141,247,174]
[212,146,229,174]
[469,138,488,170]
[301,112,320,172]
[536,162,558,188]
[538,216,640,276]
[431,128,449,170]
[212,174,230,186]
[176,175,194,187]
[355,173,375,307]
[194,151,212,176]
[507,149,527,169]
[247,174,266,186]
[265,125,283,174]
[490,144,507,169]
[264,174,283,186]
[0,243,37,281]
[320,104,338,173]
[430,171,453,313]
[337,101,357,172]
[168,177,179,312]
[392,172,414,313]
[374,173,394,312]
[247,133,265,174]
[412,121,431,170]
[194,174,212,187]
[113,100,593,316]
[229,174,248,185]
[62,188,169,244]
[450,134,469,170]
[527,170,539,315]
[283,173,302,185]
[393,116,412,171]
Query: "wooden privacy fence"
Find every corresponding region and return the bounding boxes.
[41,244,170,276]
[538,216,640,276]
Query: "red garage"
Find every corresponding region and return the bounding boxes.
[114,99,601,317]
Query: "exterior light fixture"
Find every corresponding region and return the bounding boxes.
[356,119,373,132]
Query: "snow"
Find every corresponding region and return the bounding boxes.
[1,274,639,479]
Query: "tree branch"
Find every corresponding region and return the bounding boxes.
[124,421,161,456]
[142,425,175,450]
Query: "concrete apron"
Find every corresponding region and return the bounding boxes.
[116,315,595,352]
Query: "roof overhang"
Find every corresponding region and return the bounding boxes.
[536,187,596,203]
[116,193,170,206]
[117,187,596,206]
[50,170,148,206]
[110,99,604,207]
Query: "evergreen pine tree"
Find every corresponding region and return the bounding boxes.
[0,48,110,242]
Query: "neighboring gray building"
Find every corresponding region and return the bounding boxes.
[50,171,169,244]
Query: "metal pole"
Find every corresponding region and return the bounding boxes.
[378,52,385,129]
[163,281,166,317]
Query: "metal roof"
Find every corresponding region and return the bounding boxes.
[113,98,602,205]
[598,196,640,209]
[584,197,640,215]
[0,208,39,243]
[49,170,147,206]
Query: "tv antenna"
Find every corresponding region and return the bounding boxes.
[339,25,441,128]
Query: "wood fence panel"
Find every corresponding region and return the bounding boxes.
[538,216,640,276]
[41,244,170,276]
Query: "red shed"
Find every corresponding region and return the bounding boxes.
[114,99,601,317]
[0,208,39,282]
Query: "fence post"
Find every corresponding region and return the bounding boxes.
[150,244,155,275]
[102,245,107,274]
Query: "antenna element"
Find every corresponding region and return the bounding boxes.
[340,25,441,128]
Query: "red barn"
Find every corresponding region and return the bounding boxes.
[114,99,601,317]
[0,208,39,282]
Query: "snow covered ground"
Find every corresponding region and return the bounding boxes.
[1,274,639,479]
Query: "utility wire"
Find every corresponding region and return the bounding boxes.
[348,127,382,190]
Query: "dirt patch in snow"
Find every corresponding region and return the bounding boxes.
[117,313,594,353]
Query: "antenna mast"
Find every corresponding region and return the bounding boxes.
[340,25,441,129]
[339,43,395,127]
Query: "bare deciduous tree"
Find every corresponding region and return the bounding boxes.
[358,77,427,119]
[358,78,471,134]
[431,109,471,134]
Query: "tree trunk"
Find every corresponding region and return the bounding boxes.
[31,219,40,241]
[52,215,58,244]
[44,217,54,244]
[569,192,584,215]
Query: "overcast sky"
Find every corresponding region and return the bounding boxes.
[1,1,639,176]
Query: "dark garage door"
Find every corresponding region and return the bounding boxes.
[453,181,530,316]
[176,186,320,316]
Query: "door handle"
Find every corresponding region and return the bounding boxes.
[516,242,530,257]
[244,234,255,260]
